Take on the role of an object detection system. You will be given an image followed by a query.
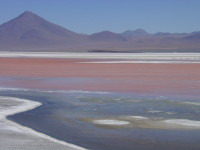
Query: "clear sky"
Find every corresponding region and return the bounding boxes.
[0,0,200,34]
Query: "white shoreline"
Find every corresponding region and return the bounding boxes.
[80,60,200,64]
[0,87,109,94]
[0,96,88,150]
[0,52,200,60]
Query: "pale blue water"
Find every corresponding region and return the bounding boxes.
[1,88,200,150]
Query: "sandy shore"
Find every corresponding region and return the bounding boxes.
[0,96,88,150]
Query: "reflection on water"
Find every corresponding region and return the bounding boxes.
[1,89,200,150]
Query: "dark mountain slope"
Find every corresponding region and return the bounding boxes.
[0,11,87,50]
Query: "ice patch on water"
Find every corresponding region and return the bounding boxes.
[163,119,200,127]
[93,119,130,125]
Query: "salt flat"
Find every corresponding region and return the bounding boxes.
[0,52,200,60]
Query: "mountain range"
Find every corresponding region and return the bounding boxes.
[0,11,200,52]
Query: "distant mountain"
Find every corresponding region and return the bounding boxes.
[0,11,200,52]
[183,32,200,40]
[89,31,126,41]
[154,32,173,36]
[0,11,87,50]
[154,32,188,37]
[121,29,150,37]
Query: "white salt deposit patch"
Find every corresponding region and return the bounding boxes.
[147,110,163,113]
[1,52,200,60]
[0,96,41,120]
[166,112,177,115]
[0,87,110,95]
[0,124,22,132]
[0,87,30,92]
[60,90,110,94]
[182,102,200,106]
[93,120,130,125]
[163,119,200,127]
[127,116,149,120]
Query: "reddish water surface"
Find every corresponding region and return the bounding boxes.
[0,58,200,97]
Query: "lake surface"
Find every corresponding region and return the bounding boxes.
[1,88,200,150]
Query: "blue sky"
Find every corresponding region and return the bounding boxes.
[0,0,200,34]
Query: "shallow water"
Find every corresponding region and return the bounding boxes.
[0,89,200,150]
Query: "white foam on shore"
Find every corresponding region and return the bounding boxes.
[0,96,88,150]
[93,119,130,125]
[162,119,200,127]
